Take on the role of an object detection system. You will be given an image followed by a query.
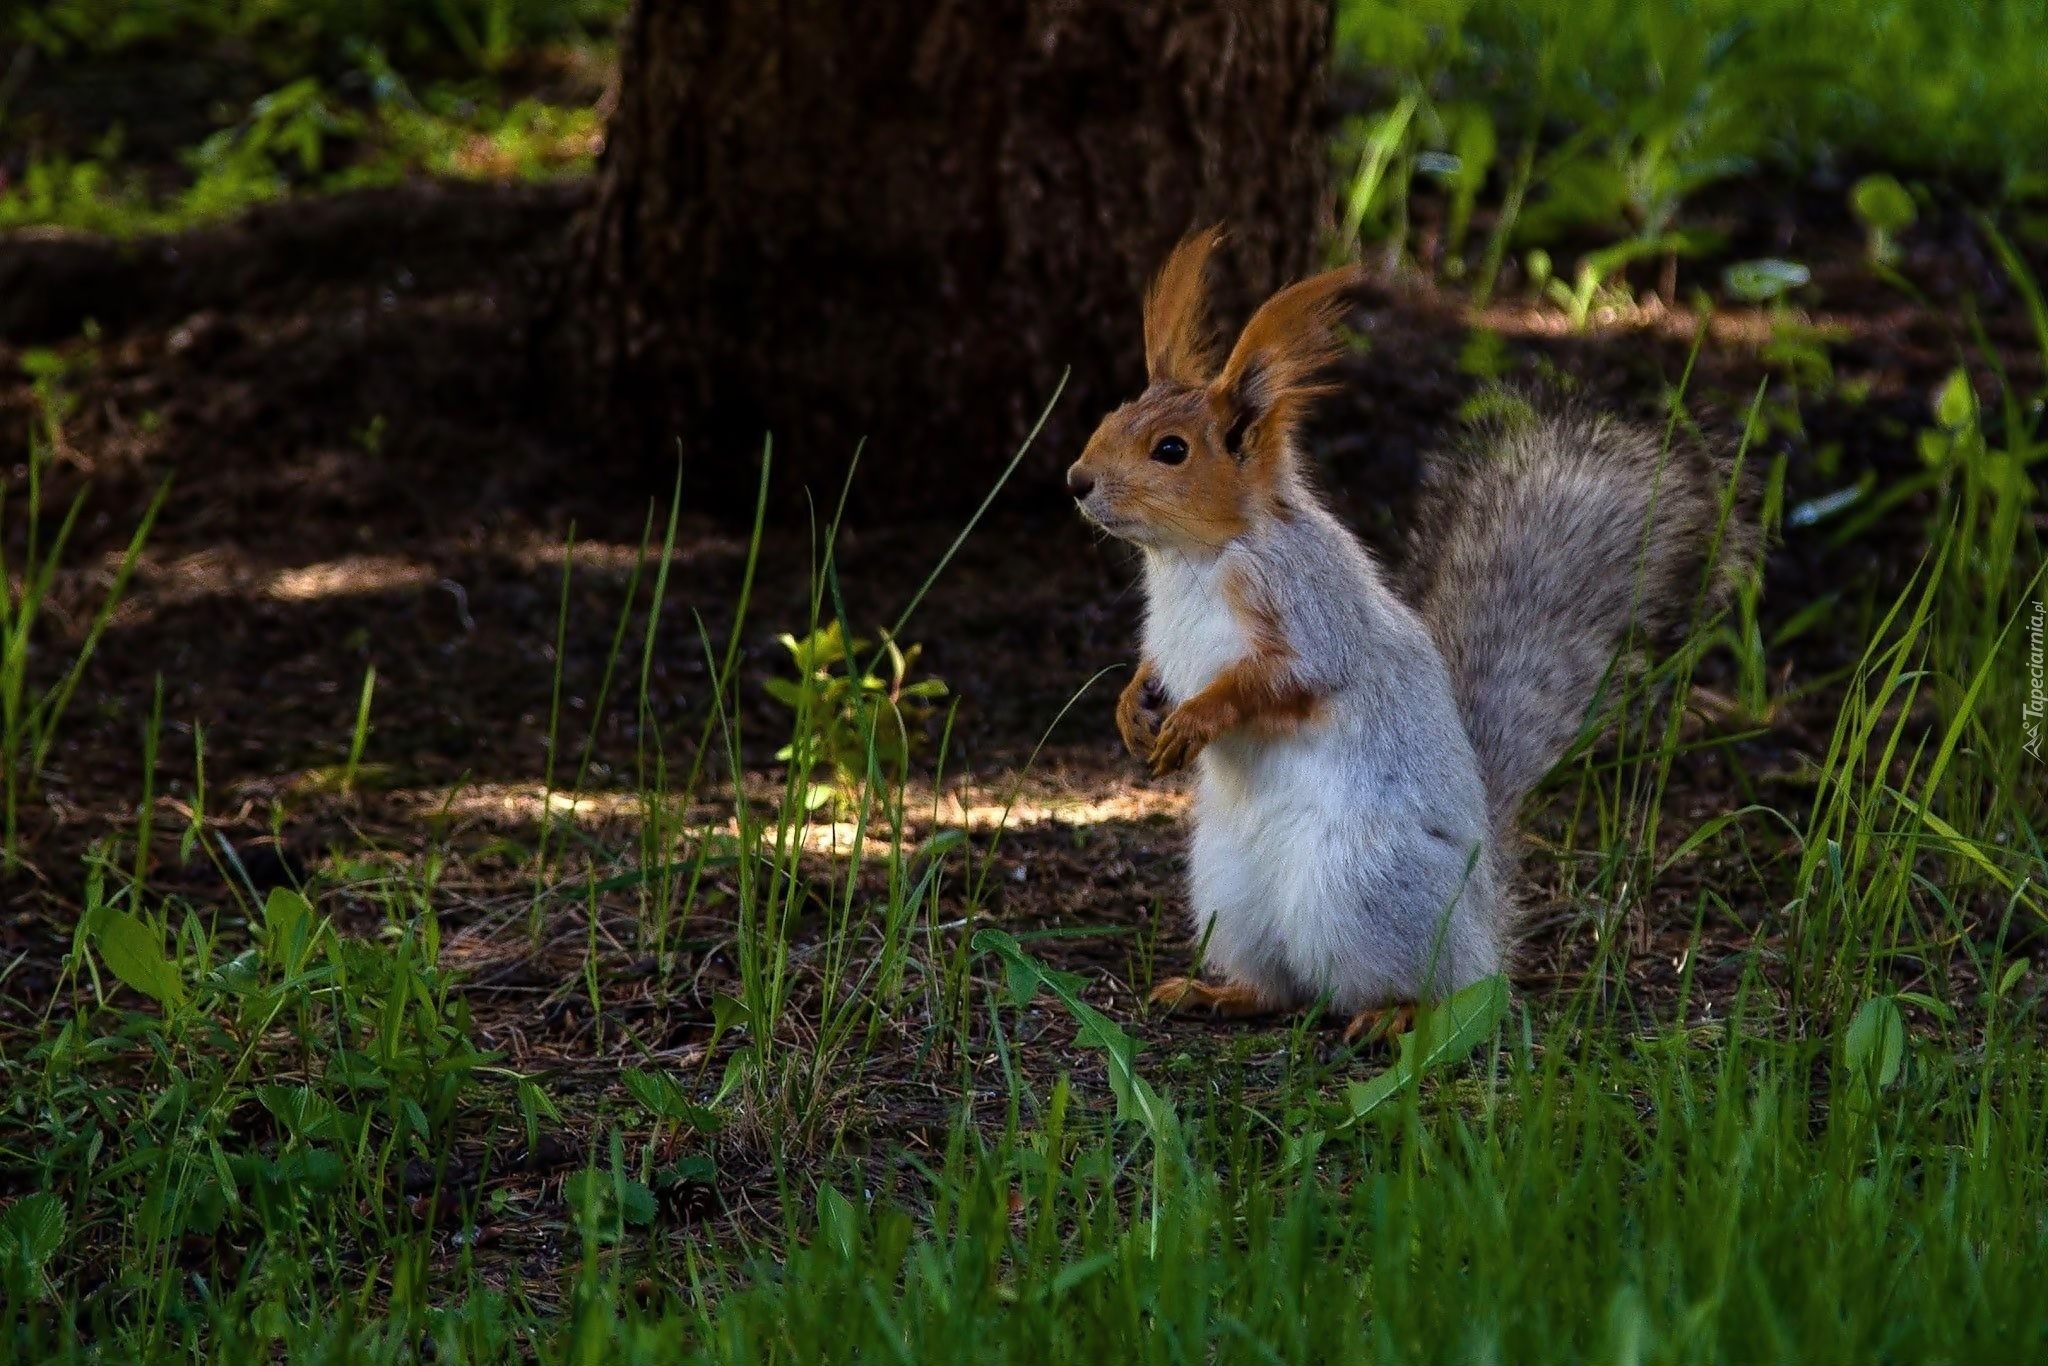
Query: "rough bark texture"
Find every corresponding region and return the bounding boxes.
[567,0,1331,516]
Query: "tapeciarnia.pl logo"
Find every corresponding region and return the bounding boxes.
[2026,599,2044,760]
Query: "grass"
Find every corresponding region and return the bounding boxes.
[7,0,2048,254]
[1,350,163,864]
[3,243,2044,1357]
[2,2,2046,1358]
[1336,0,2048,181]
[1332,0,2048,302]
[1,0,621,235]
[634,1015,2048,1362]
[6,0,619,64]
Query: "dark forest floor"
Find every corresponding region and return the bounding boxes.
[1,175,2043,1291]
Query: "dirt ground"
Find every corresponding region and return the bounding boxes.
[1,178,2041,1267]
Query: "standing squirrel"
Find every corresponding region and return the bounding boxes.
[1067,229,1754,1040]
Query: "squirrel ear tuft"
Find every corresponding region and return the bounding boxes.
[1210,266,1361,459]
[1143,226,1225,386]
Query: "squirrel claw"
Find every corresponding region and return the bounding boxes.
[1116,669,1167,763]
[1148,976,1267,1018]
[1148,716,1202,776]
[1341,1002,1417,1047]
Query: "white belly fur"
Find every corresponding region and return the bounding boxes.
[1141,550,1247,704]
[1142,548,1499,1012]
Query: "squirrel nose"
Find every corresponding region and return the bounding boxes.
[1067,468,1095,501]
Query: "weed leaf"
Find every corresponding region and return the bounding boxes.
[93,911,183,1007]
[262,886,314,970]
[818,1182,860,1261]
[708,995,750,1054]
[1,1193,65,1299]
[622,1068,723,1133]
[1843,996,1905,1091]
[1344,974,1510,1126]
[972,930,1183,1160]
[1723,258,1809,302]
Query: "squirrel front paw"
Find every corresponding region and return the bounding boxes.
[1116,669,1168,762]
[1150,694,1234,775]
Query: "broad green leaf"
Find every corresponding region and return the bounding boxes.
[1843,996,1905,1089]
[1407,973,1512,1069]
[207,947,266,996]
[184,1179,228,1236]
[1850,174,1916,232]
[295,1148,345,1192]
[671,1153,718,1186]
[623,1068,723,1132]
[708,995,751,1056]
[263,887,314,970]
[1917,428,1953,469]
[616,1176,656,1226]
[918,830,968,859]
[1449,104,1497,194]
[623,1067,674,1115]
[1933,368,1975,431]
[400,1098,432,1143]
[1895,990,1956,1023]
[1343,975,1511,1127]
[564,1170,607,1225]
[1457,328,1509,381]
[818,1182,860,1260]
[1723,259,1810,302]
[564,1166,653,1227]
[94,912,183,1007]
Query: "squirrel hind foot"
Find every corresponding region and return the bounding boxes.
[1147,976,1270,1018]
[1341,1002,1417,1047]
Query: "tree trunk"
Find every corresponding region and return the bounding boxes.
[568,0,1331,516]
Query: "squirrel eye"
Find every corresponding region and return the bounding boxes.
[1150,435,1189,465]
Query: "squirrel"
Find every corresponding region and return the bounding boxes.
[1067,228,1756,1041]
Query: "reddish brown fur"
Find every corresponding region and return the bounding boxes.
[1079,386,1254,549]
[1069,230,1363,556]
[1211,266,1358,463]
[1148,568,1321,774]
[1116,658,1163,760]
[1143,227,1224,386]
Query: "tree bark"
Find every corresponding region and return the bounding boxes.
[567,0,1331,516]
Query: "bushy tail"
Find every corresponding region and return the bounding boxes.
[1405,404,1758,834]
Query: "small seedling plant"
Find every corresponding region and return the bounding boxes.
[766,622,947,814]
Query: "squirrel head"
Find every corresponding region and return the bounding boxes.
[1068,228,1361,553]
